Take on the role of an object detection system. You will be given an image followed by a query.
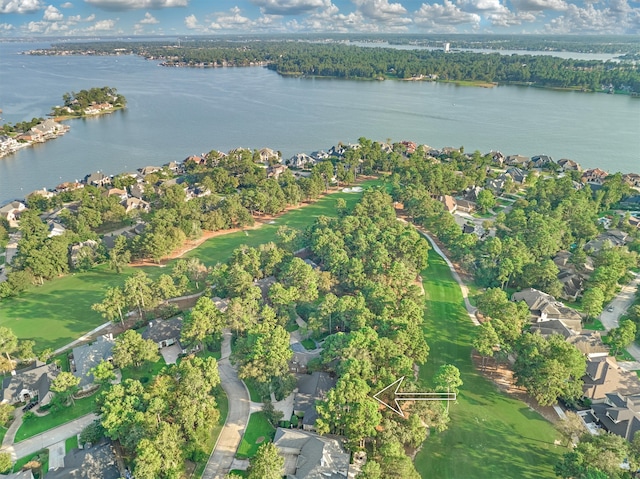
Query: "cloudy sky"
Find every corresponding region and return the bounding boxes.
[0,0,638,37]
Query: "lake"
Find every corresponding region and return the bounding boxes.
[0,41,638,203]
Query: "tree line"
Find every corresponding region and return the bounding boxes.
[43,40,640,93]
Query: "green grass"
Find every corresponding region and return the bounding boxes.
[301,338,316,350]
[12,449,49,478]
[229,470,248,478]
[244,378,266,403]
[414,249,563,479]
[65,435,78,453]
[51,352,71,372]
[120,357,168,384]
[0,426,6,445]
[236,412,275,459]
[15,394,98,443]
[582,319,605,331]
[0,180,380,352]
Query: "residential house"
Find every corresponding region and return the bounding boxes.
[142,317,185,350]
[620,195,640,209]
[310,150,330,161]
[185,185,211,201]
[567,330,608,357]
[400,141,417,154]
[437,195,457,213]
[84,172,111,188]
[55,181,83,193]
[268,164,288,179]
[530,155,554,169]
[553,250,593,301]
[293,372,337,432]
[505,155,529,167]
[529,319,574,339]
[27,187,56,200]
[45,440,120,479]
[505,167,527,184]
[464,186,483,202]
[1,361,59,405]
[287,153,316,169]
[512,288,583,332]
[582,355,640,402]
[0,134,20,155]
[258,147,280,164]
[273,427,350,479]
[486,175,508,193]
[584,230,629,254]
[623,173,640,189]
[590,393,640,441]
[128,183,145,199]
[212,296,229,313]
[630,216,640,229]
[558,158,582,172]
[104,188,128,201]
[0,201,27,226]
[581,168,609,185]
[455,199,475,213]
[328,144,347,158]
[138,166,161,177]
[83,102,113,115]
[488,151,505,166]
[122,197,150,214]
[164,161,182,173]
[47,220,66,238]
[69,240,99,269]
[184,155,207,166]
[71,334,115,391]
[462,223,476,235]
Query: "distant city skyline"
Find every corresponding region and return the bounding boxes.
[0,0,638,37]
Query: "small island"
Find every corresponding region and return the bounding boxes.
[50,86,126,119]
[0,87,126,159]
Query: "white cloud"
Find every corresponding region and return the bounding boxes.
[0,0,42,14]
[184,13,199,29]
[414,0,481,30]
[352,0,411,24]
[0,22,14,30]
[43,5,63,21]
[250,0,328,15]
[511,0,568,11]
[138,11,158,23]
[88,18,116,30]
[84,0,187,10]
[546,0,640,33]
[209,6,251,29]
[60,1,73,7]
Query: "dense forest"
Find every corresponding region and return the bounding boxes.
[34,40,640,93]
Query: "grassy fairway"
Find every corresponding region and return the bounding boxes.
[414,250,563,479]
[0,180,379,351]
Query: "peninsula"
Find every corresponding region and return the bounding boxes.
[0,87,126,159]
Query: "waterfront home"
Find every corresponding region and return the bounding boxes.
[623,173,640,189]
[530,155,554,169]
[287,153,316,169]
[504,154,529,167]
[138,166,162,177]
[505,167,527,184]
[84,172,111,187]
[55,181,84,192]
[581,168,608,185]
[0,134,20,155]
[184,155,207,166]
[104,188,128,201]
[258,147,280,164]
[268,164,288,179]
[558,158,582,171]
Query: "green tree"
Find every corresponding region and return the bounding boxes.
[473,321,499,369]
[608,319,636,355]
[181,296,225,350]
[112,330,159,368]
[582,287,605,320]
[108,235,131,273]
[92,286,127,326]
[0,452,11,474]
[50,371,81,406]
[124,270,158,319]
[247,442,284,479]
[476,189,496,213]
[90,360,116,385]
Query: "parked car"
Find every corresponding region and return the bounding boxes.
[607,306,614,312]
[22,401,36,412]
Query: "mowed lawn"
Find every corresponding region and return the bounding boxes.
[0,180,379,351]
[414,250,564,479]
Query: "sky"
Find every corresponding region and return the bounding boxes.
[0,0,638,37]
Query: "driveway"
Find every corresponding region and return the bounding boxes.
[160,343,182,364]
[201,331,250,479]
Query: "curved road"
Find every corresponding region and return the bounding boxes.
[202,330,250,479]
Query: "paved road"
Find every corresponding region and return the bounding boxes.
[202,331,250,479]
[600,272,640,331]
[1,413,98,461]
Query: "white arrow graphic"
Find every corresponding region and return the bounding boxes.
[372,376,456,418]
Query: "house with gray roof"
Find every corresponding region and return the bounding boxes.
[273,427,350,479]
[142,317,184,350]
[293,372,337,432]
[505,167,527,184]
[512,288,583,332]
[1,361,58,406]
[72,335,115,391]
[583,356,640,402]
[45,440,120,479]
[591,393,640,441]
[84,172,111,188]
[584,230,629,254]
